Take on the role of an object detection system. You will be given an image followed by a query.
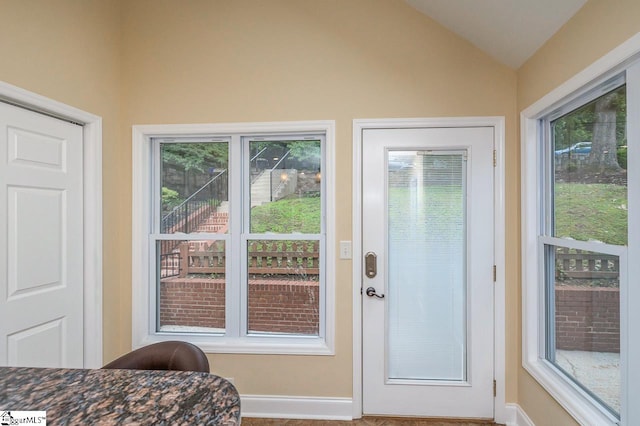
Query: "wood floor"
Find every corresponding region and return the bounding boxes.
[241,418,501,425]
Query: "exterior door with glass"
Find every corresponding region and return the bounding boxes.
[362,127,495,418]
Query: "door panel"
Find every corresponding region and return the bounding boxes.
[362,127,494,418]
[8,318,65,367]
[0,102,84,368]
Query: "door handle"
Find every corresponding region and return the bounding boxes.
[365,287,385,299]
[365,252,377,278]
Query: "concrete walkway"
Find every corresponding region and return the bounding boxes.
[556,349,620,413]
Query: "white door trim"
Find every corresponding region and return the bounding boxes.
[0,80,103,368]
[352,117,506,422]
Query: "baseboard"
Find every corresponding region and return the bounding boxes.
[240,394,353,420]
[505,403,535,426]
[241,397,533,424]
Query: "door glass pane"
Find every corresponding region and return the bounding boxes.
[157,239,225,333]
[246,239,320,336]
[160,141,229,234]
[545,245,620,416]
[387,151,467,381]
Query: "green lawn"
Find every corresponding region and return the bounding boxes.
[251,197,320,234]
[249,183,628,247]
[555,183,627,246]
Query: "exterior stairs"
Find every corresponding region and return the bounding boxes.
[251,171,272,207]
[195,201,229,234]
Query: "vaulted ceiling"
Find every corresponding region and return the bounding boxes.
[406,0,587,69]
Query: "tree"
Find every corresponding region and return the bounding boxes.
[553,107,594,150]
[251,140,321,165]
[587,91,623,171]
[162,143,228,196]
[286,141,321,163]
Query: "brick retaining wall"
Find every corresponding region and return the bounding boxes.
[248,280,319,334]
[555,286,619,353]
[160,280,618,352]
[160,279,226,329]
[160,278,319,335]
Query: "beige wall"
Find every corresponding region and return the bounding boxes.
[120,0,518,397]
[0,0,125,362]
[516,0,640,424]
[0,0,521,405]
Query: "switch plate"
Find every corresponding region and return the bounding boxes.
[339,241,352,259]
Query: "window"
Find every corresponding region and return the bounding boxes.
[543,83,626,418]
[523,55,640,425]
[132,121,335,355]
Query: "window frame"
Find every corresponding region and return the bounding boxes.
[522,44,640,425]
[132,121,336,355]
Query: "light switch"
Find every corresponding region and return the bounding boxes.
[339,241,352,259]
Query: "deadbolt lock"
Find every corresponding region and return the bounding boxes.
[365,251,377,278]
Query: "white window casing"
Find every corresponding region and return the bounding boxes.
[132,121,336,355]
[521,34,640,426]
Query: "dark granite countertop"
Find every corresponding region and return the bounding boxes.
[0,367,240,425]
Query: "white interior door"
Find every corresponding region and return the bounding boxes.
[0,102,84,368]
[362,127,494,419]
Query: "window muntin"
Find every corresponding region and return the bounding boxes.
[147,130,328,349]
[541,82,627,420]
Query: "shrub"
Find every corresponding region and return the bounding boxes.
[617,146,627,169]
[162,187,183,211]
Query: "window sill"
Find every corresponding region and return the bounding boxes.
[136,334,335,356]
[523,356,619,426]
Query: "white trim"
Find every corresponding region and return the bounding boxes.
[505,403,535,426]
[521,32,640,426]
[352,117,506,422]
[493,117,507,424]
[131,120,336,355]
[351,123,364,419]
[132,121,335,137]
[0,80,103,368]
[131,125,151,351]
[538,236,627,256]
[240,395,352,420]
[625,57,640,426]
[523,32,640,117]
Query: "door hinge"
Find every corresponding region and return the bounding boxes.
[493,150,497,167]
[493,380,497,397]
[493,265,497,282]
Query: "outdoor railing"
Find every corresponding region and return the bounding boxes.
[176,240,320,278]
[555,247,619,280]
[160,252,181,278]
[250,147,268,183]
[159,170,228,261]
[161,169,228,235]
